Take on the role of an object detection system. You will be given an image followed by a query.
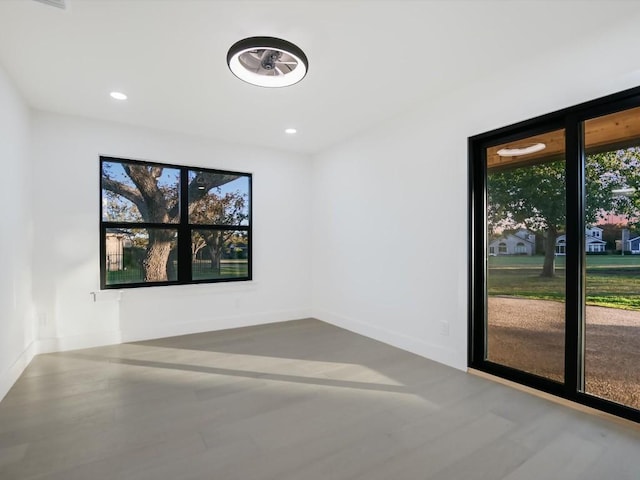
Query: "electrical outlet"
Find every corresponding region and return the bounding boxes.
[439,321,450,336]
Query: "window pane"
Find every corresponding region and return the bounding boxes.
[583,108,640,410]
[485,129,566,382]
[192,229,249,281]
[101,160,180,223]
[188,171,250,225]
[105,228,178,285]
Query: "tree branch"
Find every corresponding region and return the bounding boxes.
[124,165,175,222]
[169,173,241,219]
[189,173,240,203]
[101,177,148,218]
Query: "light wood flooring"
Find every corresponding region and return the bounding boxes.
[0,318,638,479]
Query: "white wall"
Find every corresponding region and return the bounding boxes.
[8,6,640,392]
[311,15,640,371]
[31,112,313,351]
[0,65,36,400]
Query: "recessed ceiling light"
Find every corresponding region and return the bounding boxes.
[110,91,127,100]
[285,128,297,134]
[227,36,308,88]
[497,142,546,157]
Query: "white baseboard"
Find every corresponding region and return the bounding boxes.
[1,309,460,404]
[121,308,313,343]
[0,341,37,402]
[33,309,314,353]
[36,330,124,354]
[313,308,465,371]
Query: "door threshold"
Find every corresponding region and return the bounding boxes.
[468,368,640,430]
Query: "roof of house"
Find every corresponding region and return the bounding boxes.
[489,232,535,245]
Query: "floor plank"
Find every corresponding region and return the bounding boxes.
[0,318,638,480]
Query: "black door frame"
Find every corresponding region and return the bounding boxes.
[468,85,640,423]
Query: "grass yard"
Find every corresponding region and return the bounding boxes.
[106,260,248,285]
[106,267,145,285]
[488,254,640,310]
[192,259,248,280]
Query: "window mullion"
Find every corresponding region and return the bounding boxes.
[101,156,251,288]
[564,115,584,397]
[178,167,192,282]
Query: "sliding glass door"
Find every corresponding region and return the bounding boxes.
[583,107,640,411]
[470,86,640,422]
[485,129,566,382]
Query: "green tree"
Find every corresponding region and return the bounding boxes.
[102,164,241,281]
[599,223,624,251]
[190,189,248,274]
[488,147,640,277]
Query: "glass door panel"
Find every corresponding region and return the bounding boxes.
[583,107,640,409]
[485,129,566,381]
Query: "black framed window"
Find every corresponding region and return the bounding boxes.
[100,157,251,288]
[469,86,640,423]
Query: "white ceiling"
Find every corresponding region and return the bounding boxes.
[0,0,639,155]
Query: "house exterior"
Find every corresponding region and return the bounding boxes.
[488,229,536,256]
[626,236,640,254]
[613,229,640,253]
[555,226,607,255]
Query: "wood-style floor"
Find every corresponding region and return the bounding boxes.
[0,318,638,480]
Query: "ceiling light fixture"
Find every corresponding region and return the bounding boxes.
[227,36,308,88]
[285,128,297,134]
[497,142,546,157]
[110,91,127,100]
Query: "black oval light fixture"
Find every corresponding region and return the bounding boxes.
[227,36,308,88]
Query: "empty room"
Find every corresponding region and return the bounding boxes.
[1,1,639,479]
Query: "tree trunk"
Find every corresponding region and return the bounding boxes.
[202,231,224,275]
[192,242,205,262]
[143,231,173,282]
[208,244,222,274]
[541,226,558,278]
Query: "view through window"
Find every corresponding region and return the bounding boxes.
[100,157,251,288]
[470,90,640,422]
[486,128,566,382]
[583,108,640,410]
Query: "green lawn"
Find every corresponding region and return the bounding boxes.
[488,254,640,310]
[107,260,248,285]
[106,267,145,284]
[192,260,248,280]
